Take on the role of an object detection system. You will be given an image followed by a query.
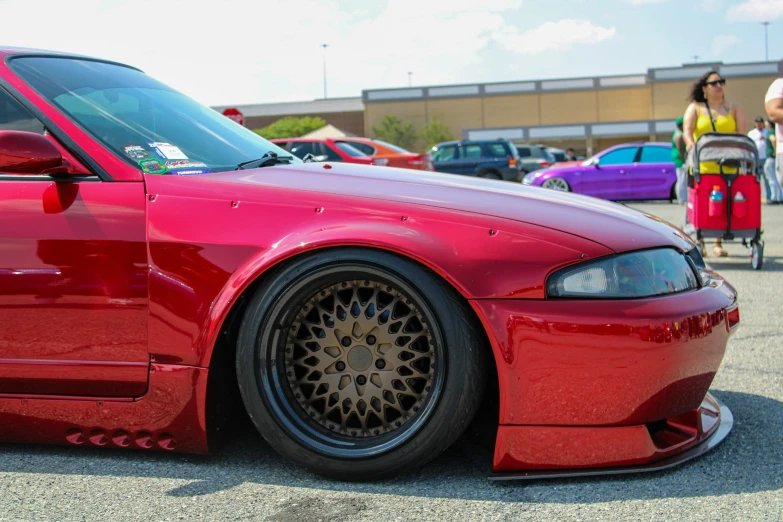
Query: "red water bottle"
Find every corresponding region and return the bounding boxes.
[708,185,724,218]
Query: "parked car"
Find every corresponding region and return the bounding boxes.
[341,138,434,171]
[514,143,555,173]
[428,139,522,181]
[0,48,736,482]
[547,147,567,163]
[271,138,372,165]
[523,142,677,201]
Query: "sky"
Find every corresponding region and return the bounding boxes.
[1,0,781,107]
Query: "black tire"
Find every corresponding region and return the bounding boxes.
[236,248,487,480]
[751,241,763,270]
[478,170,501,180]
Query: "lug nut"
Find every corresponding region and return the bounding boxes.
[341,337,352,347]
[357,375,367,385]
[336,362,346,371]
[366,335,376,345]
[375,360,386,369]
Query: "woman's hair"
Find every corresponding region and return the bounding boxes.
[689,70,722,103]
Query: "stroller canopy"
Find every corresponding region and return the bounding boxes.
[688,132,759,177]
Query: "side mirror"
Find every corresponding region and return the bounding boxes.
[0,130,65,174]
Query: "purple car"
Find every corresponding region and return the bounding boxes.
[522,142,677,201]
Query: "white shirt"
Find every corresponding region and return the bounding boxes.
[766,78,783,155]
[748,128,767,160]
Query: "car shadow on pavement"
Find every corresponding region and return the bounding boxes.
[0,390,780,504]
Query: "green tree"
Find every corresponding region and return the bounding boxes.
[418,117,453,151]
[370,115,417,151]
[253,116,326,139]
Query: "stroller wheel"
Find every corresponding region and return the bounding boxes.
[751,241,763,270]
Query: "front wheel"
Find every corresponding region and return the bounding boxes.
[236,249,487,480]
[541,177,571,192]
[751,241,763,270]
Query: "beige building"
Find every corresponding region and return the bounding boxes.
[362,60,782,155]
[212,60,782,156]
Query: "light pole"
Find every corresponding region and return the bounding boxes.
[320,43,329,99]
[692,54,699,63]
[761,21,770,61]
[408,71,412,87]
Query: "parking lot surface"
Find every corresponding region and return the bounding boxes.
[1,202,781,522]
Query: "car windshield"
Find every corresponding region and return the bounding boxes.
[334,141,366,157]
[9,57,299,174]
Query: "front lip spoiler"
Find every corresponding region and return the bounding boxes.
[490,396,733,481]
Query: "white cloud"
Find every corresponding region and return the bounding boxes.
[0,0,616,106]
[495,19,616,55]
[623,0,671,4]
[699,0,724,12]
[711,34,742,55]
[727,0,783,21]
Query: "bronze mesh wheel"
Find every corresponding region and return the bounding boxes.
[236,249,487,480]
[285,280,435,437]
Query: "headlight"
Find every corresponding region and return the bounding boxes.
[547,248,700,298]
[522,174,535,185]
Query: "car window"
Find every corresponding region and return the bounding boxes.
[486,143,510,158]
[431,146,457,162]
[461,144,483,159]
[0,87,45,134]
[320,143,343,161]
[10,57,297,174]
[289,142,315,159]
[639,146,672,164]
[551,151,566,162]
[373,140,409,153]
[516,146,532,158]
[334,141,366,157]
[599,147,638,165]
[346,141,376,155]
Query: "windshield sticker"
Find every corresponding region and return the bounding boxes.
[124,145,148,160]
[165,160,209,170]
[149,142,188,160]
[139,158,168,175]
[171,169,213,176]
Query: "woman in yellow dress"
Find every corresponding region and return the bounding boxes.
[683,70,748,257]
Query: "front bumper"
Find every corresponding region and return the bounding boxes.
[470,278,737,474]
[492,393,732,479]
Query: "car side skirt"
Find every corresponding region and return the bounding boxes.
[491,393,732,479]
[0,364,208,453]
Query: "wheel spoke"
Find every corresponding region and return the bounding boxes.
[284,278,436,438]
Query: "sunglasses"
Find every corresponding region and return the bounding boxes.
[705,79,726,86]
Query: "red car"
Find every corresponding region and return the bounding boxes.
[0,48,736,481]
[340,137,434,171]
[271,138,372,165]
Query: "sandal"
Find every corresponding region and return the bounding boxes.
[713,245,728,257]
[699,241,707,257]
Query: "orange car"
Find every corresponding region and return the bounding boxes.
[342,138,434,171]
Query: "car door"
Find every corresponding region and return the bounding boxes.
[0,86,149,397]
[452,143,483,175]
[635,145,676,199]
[580,146,639,199]
[431,144,459,173]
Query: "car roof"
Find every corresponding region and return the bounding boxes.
[433,139,511,147]
[0,46,139,70]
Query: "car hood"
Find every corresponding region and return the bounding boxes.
[182,163,694,253]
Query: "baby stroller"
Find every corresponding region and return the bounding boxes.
[686,132,763,269]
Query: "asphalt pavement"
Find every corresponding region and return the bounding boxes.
[1,201,782,521]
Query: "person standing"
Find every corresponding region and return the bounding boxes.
[748,116,772,199]
[565,148,576,161]
[672,117,688,204]
[766,77,783,193]
[764,120,779,203]
[683,70,747,257]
